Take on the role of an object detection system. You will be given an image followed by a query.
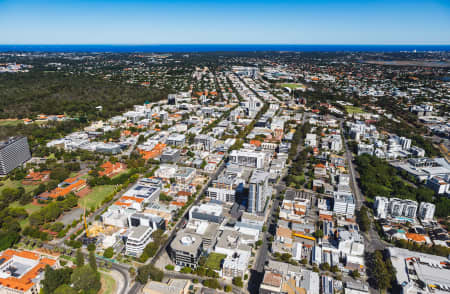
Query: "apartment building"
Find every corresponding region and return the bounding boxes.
[248,170,270,214]
[0,137,31,175]
[125,225,153,257]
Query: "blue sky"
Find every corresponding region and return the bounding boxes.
[0,0,449,44]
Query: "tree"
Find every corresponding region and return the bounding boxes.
[281,253,292,262]
[180,267,192,274]
[301,258,308,265]
[232,277,243,287]
[331,265,340,273]
[71,265,101,293]
[75,249,84,267]
[103,247,114,258]
[87,243,96,252]
[314,229,324,239]
[350,270,360,279]
[224,285,232,292]
[165,264,175,271]
[320,262,330,271]
[41,265,73,294]
[136,265,164,284]
[89,251,98,272]
[203,279,220,289]
[54,285,78,294]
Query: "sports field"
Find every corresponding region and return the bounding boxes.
[82,185,116,210]
[280,83,304,90]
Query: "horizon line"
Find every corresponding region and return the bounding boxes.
[1,43,450,46]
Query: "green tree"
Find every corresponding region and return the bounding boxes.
[103,247,114,258]
[75,249,84,267]
[89,251,98,272]
[71,265,101,294]
[320,262,330,271]
[314,229,324,239]
[54,284,78,294]
[350,270,360,279]
[232,277,243,287]
[41,265,73,294]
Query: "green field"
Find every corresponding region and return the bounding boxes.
[0,179,39,194]
[10,201,41,214]
[111,169,129,180]
[0,119,23,127]
[344,105,366,114]
[280,83,304,90]
[205,252,227,271]
[100,272,117,294]
[83,185,116,210]
[9,201,42,228]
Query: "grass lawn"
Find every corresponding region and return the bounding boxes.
[9,201,42,228]
[82,185,116,210]
[111,169,129,180]
[0,119,23,127]
[0,179,38,194]
[99,271,117,294]
[205,252,227,271]
[280,83,304,90]
[344,105,366,114]
[10,201,41,214]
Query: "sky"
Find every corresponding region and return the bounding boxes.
[0,0,449,45]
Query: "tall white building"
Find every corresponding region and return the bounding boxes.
[374,196,389,219]
[418,202,435,221]
[389,198,418,218]
[399,137,412,150]
[248,170,270,214]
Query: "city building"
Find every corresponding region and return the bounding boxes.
[143,279,191,294]
[374,196,389,219]
[248,170,270,214]
[417,202,435,221]
[229,149,265,169]
[0,137,31,175]
[0,249,58,294]
[169,232,203,269]
[125,225,153,256]
[189,202,224,223]
[333,192,355,217]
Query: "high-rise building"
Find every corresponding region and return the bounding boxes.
[374,196,389,219]
[248,170,269,214]
[399,137,412,150]
[418,202,435,221]
[0,137,31,175]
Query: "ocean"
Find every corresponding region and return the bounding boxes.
[0,44,449,53]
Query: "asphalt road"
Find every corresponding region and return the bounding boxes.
[340,120,388,255]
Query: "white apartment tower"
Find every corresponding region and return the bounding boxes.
[418,202,435,221]
[248,170,269,214]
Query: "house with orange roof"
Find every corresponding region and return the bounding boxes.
[139,143,166,160]
[38,176,86,200]
[99,161,126,177]
[249,140,262,147]
[22,171,51,185]
[405,233,429,245]
[0,249,58,294]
